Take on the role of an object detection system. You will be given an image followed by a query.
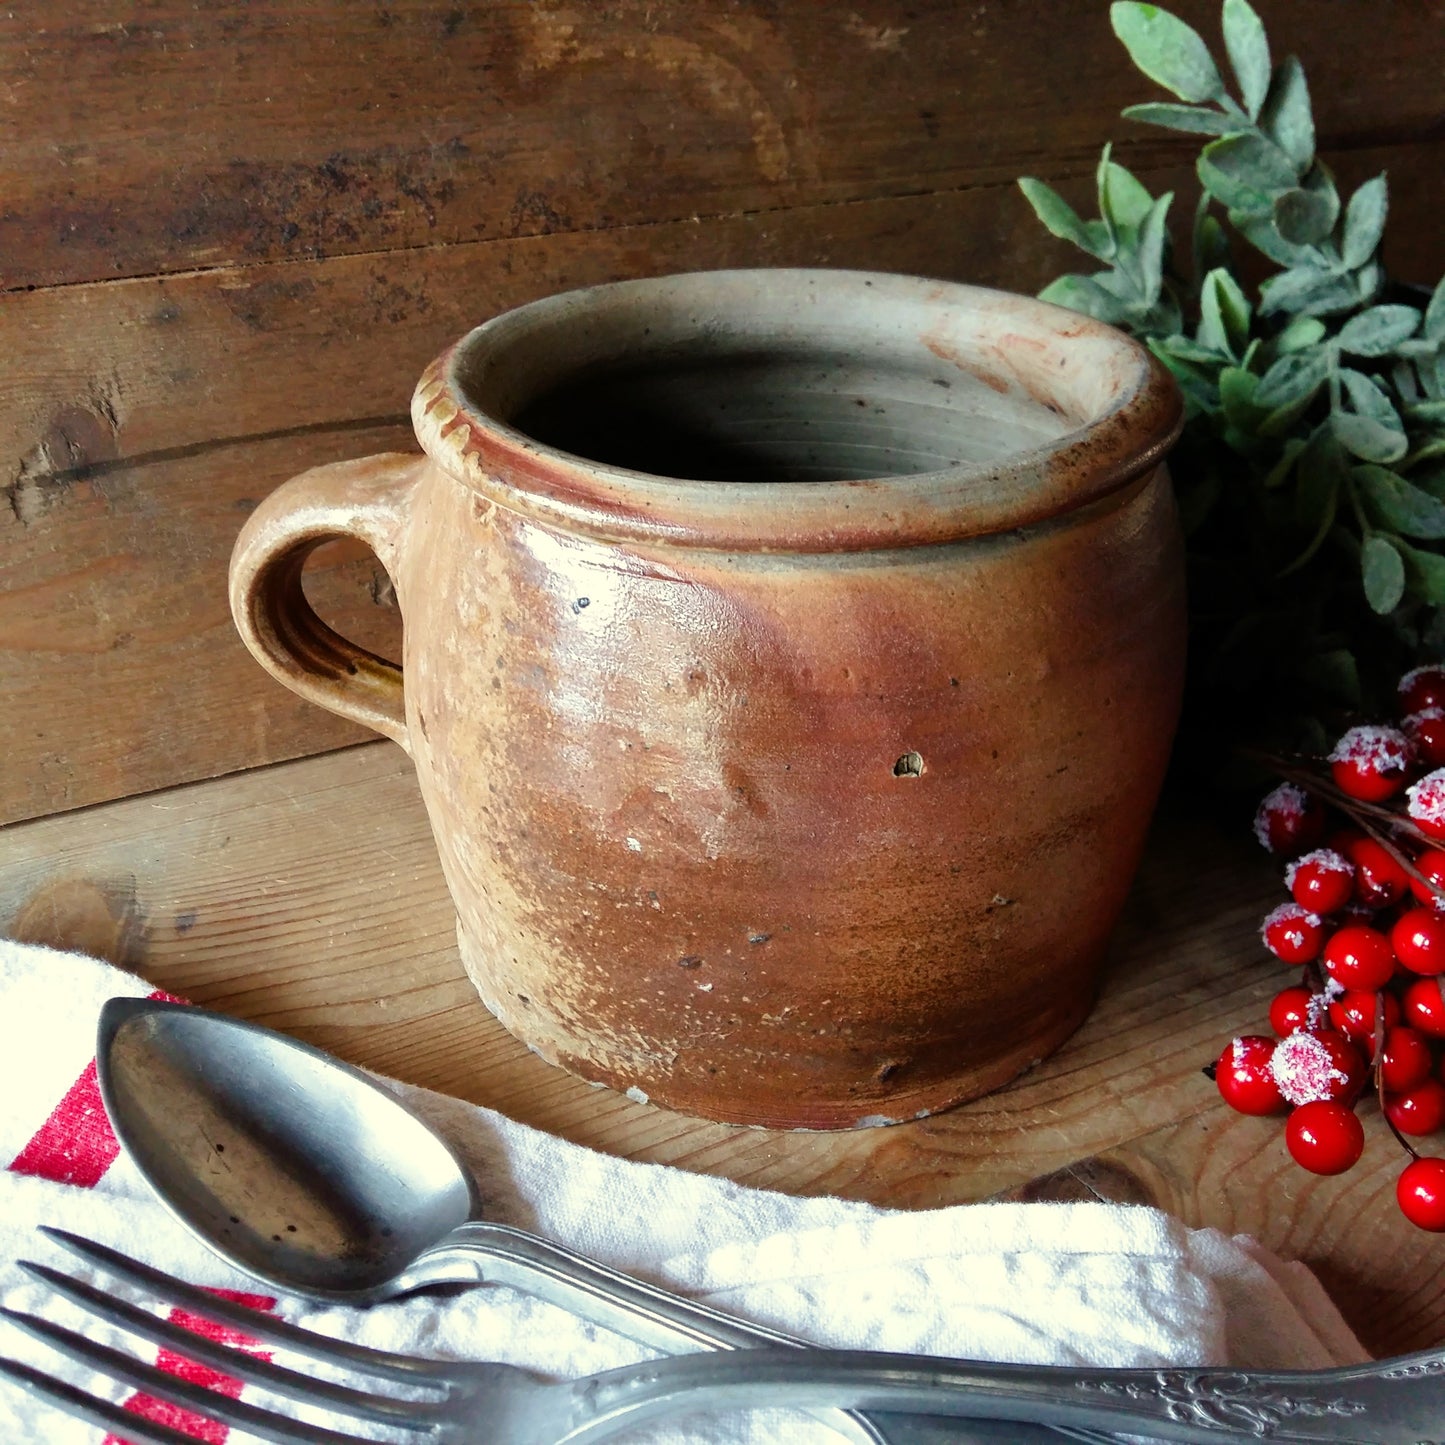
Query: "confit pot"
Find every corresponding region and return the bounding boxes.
[229,268,1185,1130]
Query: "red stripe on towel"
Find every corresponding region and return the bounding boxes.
[105,1288,278,1445]
[6,989,185,1185]
[6,1058,119,1187]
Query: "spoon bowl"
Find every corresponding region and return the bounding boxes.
[98,997,478,1296]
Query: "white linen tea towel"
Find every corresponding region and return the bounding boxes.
[0,938,1366,1443]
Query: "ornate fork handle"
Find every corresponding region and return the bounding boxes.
[536,1346,1445,1445]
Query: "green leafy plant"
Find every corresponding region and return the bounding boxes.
[1019,0,1445,752]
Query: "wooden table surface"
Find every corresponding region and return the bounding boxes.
[1,740,1439,1359]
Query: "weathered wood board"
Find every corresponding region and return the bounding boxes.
[1,740,1441,1357]
[2,2,1443,822]
[3,132,1442,823]
[1,2,1440,290]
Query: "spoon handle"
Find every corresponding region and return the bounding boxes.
[418,1220,833,1350]
[405,1222,1122,1445]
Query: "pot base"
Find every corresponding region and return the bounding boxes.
[455,920,1098,1131]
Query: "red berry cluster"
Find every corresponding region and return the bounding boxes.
[1218,665,1445,1231]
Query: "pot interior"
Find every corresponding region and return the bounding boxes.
[510,348,1074,484]
[456,273,1113,488]
[508,345,1075,482]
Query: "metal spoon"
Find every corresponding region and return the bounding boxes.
[95,996,1117,1445]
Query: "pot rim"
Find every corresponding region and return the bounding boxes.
[410,268,1182,554]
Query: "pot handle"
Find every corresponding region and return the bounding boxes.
[228,452,426,754]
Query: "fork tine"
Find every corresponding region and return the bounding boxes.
[18,1261,434,1430]
[39,1227,448,1383]
[0,1307,371,1445]
[0,1350,212,1445]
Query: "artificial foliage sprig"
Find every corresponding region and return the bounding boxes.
[1018,0,1445,750]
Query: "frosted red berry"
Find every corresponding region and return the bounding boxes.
[1285,848,1354,915]
[1329,725,1412,803]
[1269,1028,1366,1105]
[1404,708,1445,769]
[1381,1026,1435,1093]
[1403,977,1445,1038]
[1260,903,1324,964]
[1215,1036,1286,1115]
[1345,837,1409,909]
[1408,769,1445,842]
[1285,1100,1365,1175]
[1398,1157,1445,1230]
[1328,987,1400,1044]
[1253,783,1325,857]
[1321,925,1397,991]
[1400,664,1445,717]
[1385,1078,1445,1136]
[1269,985,1318,1036]
[1408,849,1445,911]
[1391,907,1445,975]
[1225,742,1445,1210]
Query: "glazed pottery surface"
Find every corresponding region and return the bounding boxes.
[230,269,1185,1130]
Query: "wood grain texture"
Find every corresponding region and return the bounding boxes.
[4,134,1442,825]
[1,186,1037,824]
[3,142,1440,478]
[1,741,1439,1356]
[0,187,1051,473]
[0,1,1439,291]
[0,420,410,822]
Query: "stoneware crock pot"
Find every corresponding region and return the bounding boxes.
[230,268,1185,1130]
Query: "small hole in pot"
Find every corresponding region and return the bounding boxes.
[893,752,924,778]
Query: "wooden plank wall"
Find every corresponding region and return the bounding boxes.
[2,1,1441,824]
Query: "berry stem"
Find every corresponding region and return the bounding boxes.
[1248,748,1445,903]
[1377,1044,1421,1161]
[1368,996,1412,1157]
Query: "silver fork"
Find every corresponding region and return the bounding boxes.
[2,1229,1121,1445]
[0,1239,1111,1445]
[8,1232,1442,1445]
